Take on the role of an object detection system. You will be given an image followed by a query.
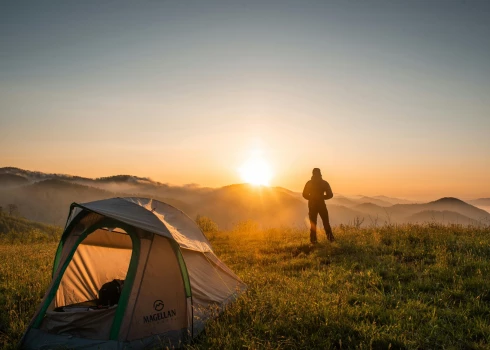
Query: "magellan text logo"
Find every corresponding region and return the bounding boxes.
[143,300,177,324]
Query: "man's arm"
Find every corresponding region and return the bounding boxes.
[324,181,333,200]
[302,182,310,200]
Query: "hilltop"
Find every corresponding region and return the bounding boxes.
[2,221,490,348]
[0,211,61,242]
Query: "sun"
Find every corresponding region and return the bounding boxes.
[239,157,272,186]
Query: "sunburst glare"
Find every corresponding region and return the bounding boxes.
[239,157,272,186]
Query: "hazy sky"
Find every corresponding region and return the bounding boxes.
[1,1,489,199]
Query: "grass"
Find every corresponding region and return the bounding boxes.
[0,213,61,244]
[188,223,490,349]
[2,222,490,349]
[0,243,55,348]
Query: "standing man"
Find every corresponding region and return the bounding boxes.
[302,168,335,244]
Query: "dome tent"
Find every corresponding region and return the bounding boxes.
[21,197,246,349]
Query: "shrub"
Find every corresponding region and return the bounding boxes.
[195,215,219,234]
[232,219,259,234]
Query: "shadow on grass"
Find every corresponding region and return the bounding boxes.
[259,239,382,272]
[311,240,381,269]
[291,243,316,257]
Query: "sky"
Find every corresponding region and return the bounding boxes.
[1,0,489,200]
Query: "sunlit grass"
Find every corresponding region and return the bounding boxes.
[2,223,490,349]
[0,243,55,348]
[189,223,490,349]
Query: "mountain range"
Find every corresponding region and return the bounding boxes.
[1,167,489,229]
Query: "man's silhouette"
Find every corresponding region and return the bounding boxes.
[302,168,335,243]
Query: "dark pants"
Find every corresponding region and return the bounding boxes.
[308,202,334,243]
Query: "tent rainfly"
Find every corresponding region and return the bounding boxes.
[20,197,246,349]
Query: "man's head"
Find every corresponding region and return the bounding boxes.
[312,168,322,176]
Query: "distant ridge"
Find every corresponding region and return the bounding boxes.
[96,175,157,184]
[355,203,384,210]
[1,167,488,228]
[0,166,89,182]
[468,198,490,206]
[407,210,476,225]
[330,197,358,207]
[430,197,467,204]
[373,195,414,205]
[0,173,29,187]
[358,196,392,207]
[32,178,87,187]
[392,197,490,223]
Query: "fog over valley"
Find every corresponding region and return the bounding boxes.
[1,167,488,229]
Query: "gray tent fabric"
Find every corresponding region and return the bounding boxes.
[21,197,246,349]
[72,197,214,252]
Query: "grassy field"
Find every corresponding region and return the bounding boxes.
[2,222,490,349]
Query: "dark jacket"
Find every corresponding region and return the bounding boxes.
[302,175,333,204]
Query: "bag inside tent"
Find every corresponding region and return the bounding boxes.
[44,226,133,339]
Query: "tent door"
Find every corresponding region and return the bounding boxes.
[32,219,140,341]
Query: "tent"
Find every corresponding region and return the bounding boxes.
[21,197,246,349]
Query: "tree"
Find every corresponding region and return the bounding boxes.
[8,204,19,217]
[195,215,219,234]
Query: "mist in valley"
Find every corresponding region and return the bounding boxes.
[1,167,489,230]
